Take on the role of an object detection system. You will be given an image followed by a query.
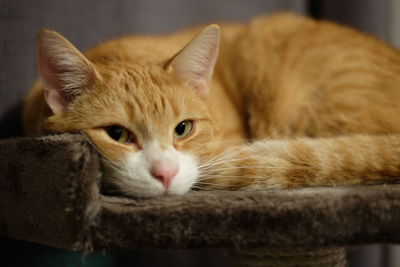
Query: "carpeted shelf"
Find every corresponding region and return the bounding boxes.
[1,134,399,266]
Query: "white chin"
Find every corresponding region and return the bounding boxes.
[166,186,191,196]
[122,185,191,198]
[102,148,199,198]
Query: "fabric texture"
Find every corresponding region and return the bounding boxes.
[1,134,399,266]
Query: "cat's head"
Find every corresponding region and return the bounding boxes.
[36,26,221,197]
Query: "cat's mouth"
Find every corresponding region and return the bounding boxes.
[99,177,192,199]
[100,181,187,199]
[98,149,199,198]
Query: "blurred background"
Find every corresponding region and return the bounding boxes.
[0,0,399,266]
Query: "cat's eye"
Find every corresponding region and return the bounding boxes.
[174,120,194,138]
[105,126,133,144]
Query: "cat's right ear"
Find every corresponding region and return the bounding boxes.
[166,25,220,97]
[36,29,98,114]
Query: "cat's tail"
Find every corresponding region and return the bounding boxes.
[197,135,400,190]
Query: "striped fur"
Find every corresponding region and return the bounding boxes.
[23,13,400,196]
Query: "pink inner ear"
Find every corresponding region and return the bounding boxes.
[39,57,71,114]
[37,33,95,114]
[191,79,209,97]
[169,25,220,97]
[37,45,71,114]
[38,47,71,99]
[43,88,67,114]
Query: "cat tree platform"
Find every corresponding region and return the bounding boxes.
[1,134,400,266]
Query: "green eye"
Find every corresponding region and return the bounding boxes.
[105,126,133,144]
[174,120,194,138]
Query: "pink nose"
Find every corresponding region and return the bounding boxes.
[150,162,179,189]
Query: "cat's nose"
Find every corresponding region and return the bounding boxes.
[150,161,179,189]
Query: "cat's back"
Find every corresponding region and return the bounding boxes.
[226,12,400,137]
[229,12,400,84]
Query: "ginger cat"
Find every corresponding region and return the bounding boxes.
[23,13,400,197]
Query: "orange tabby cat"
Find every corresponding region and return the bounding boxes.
[23,13,400,197]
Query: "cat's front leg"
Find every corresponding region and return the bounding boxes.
[195,140,298,190]
[195,135,400,191]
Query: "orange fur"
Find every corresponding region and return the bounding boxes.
[23,13,400,195]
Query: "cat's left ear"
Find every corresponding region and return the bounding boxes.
[166,25,220,96]
[36,29,99,114]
